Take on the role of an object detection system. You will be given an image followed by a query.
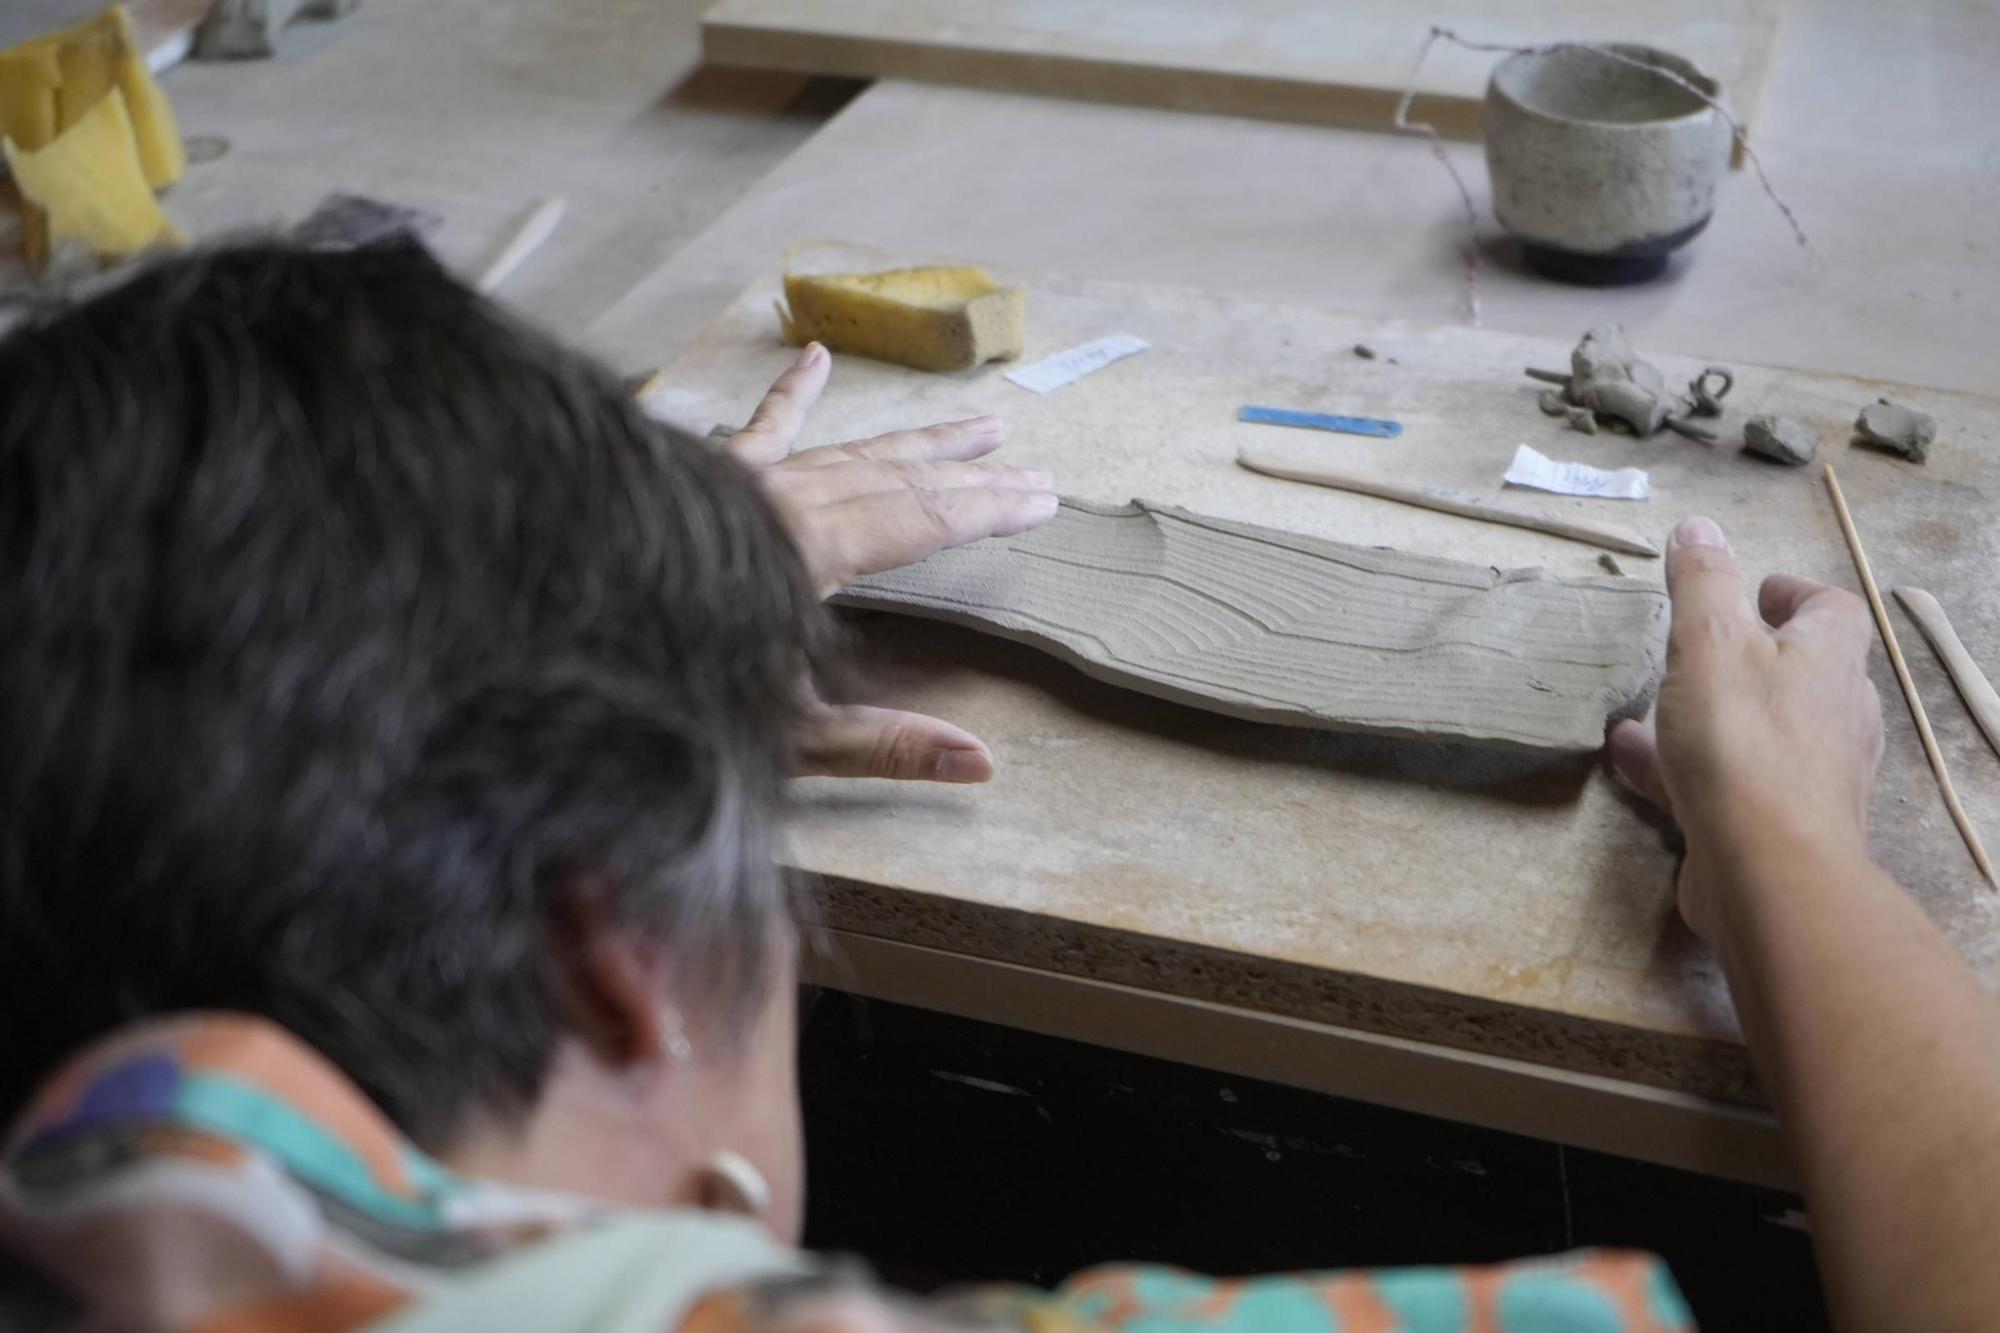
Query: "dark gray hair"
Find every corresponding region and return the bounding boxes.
[0,241,829,1147]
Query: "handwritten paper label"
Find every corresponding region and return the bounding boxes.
[1005,334,1150,394]
[1503,444,1650,501]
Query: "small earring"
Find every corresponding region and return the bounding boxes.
[702,1149,771,1219]
[661,1010,694,1064]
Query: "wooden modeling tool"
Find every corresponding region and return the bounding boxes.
[1824,465,1997,888]
[476,195,566,293]
[1237,449,1658,557]
[1894,587,2000,762]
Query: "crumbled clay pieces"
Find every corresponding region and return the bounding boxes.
[1568,324,1674,436]
[836,497,1669,754]
[1531,324,1708,438]
[1854,397,1937,463]
[1742,414,1818,466]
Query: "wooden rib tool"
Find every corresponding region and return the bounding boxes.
[1237,449,1658,557]
[1894,587,2000,763]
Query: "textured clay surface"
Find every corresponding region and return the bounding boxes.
[837,498,1669,753]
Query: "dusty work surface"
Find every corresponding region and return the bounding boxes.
[839,498,1668,753]
[650,257,2000,1104]
[701,0,1780,147]
[590,0,2000,396]
[0,0,852,341]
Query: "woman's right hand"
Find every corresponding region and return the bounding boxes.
[1607,516,1885,943]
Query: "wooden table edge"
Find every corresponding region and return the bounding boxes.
[805,926,1797,1193]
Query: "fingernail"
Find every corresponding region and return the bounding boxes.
[973,415,1004,436]
[935,749,991,783]
[1029,493,1060,520]
[800,342,826,366]
[1671,516,1728,551]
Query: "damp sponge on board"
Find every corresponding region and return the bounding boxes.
[778,266,1025,373]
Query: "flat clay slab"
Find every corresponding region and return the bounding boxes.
[837,498,1668,754]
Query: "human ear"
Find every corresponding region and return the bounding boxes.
[544,864,666,1068]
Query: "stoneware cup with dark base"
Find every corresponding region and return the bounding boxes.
[1484,44,1733,285]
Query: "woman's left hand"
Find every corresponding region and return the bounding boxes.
[728,343,1059,783]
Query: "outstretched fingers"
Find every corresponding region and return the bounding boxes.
[1607,718,1670,810]
[809,487,1059,593]
[730,343,831,465]
[787,416,1005,468]
[1662,517,1756,667]
[1761,573,1876,656]
[772,458,1052,510]
[796,705,995,783]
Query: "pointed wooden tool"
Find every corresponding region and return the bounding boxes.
[1824,465,1996,889]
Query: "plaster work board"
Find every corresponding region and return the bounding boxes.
[700,0,1783,146]
[645,249,2000,1107]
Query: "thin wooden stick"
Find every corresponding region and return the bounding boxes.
[476,195,566,294]
[1238,449,1659,557]
[1824,465,1997,888]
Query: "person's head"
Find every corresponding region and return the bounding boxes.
[0,241,827,1238]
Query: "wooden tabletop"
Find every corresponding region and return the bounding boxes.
[600,0,2000,1181]
[650,251,1999,1124]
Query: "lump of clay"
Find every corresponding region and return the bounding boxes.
[197,0,361,61]
[778,266,1025,373]
[1567,324,1675,436]
[1854,397,1937,463]
[1742,414,1818,466]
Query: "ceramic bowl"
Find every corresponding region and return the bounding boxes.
[1484,44,1733,285]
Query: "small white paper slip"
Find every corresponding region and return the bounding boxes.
[1004,334,1150,395]
[1503,443,1651,501]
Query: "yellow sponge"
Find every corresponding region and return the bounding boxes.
[0,4,185,188]
[778,266,1025,373]
[5,87,184,268]
[0,45,63,153]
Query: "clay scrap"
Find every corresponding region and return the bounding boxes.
[1742,414,1818,466]
[836,498,1669,753]
[1525,324,1723,442]
[196,0,359,60]
[1854,397,1936,463]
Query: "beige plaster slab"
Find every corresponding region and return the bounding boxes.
[838,497,1669,753]
[653,254,2000,1103]
[700,0,1781,148]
